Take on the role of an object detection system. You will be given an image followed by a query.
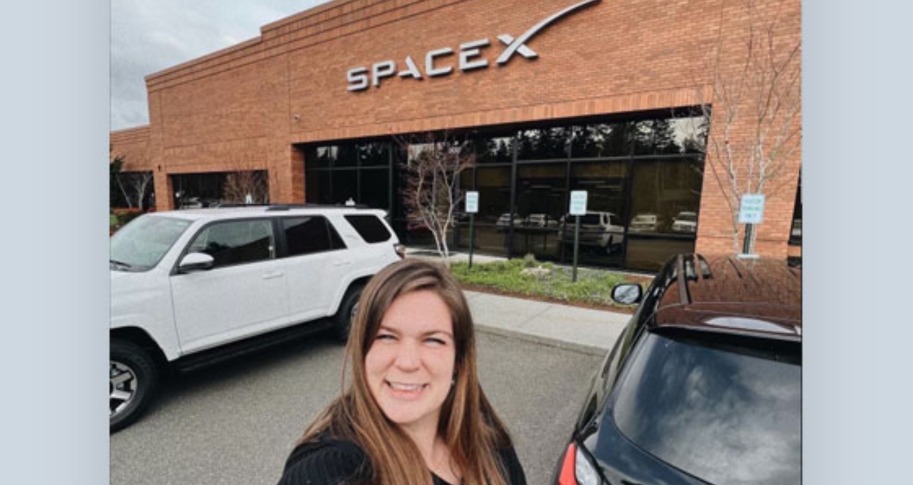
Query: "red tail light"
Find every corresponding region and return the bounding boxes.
[557,442,579,485]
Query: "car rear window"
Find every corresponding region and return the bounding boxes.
[282,216,346,256]
[580,214,601,225]
[344,214,392,243]
[612,333,800,485]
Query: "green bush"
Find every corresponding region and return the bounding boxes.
[450,256,643,309]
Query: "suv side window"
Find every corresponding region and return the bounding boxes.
[281,216,346,257]
[188,219,274,268]
[344,214,392,243]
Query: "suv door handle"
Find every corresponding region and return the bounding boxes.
[333,260,352,267]
[262,271,285,280]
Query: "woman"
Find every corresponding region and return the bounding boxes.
[277,259,526,485]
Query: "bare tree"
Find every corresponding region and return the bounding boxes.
[115,171,154,211]
[396,132,475,266]
[697,0,801,253]
[223,170,269,205]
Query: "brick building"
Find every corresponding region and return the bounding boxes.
[110,0,802,271]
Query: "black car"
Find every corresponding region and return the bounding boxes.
[552,254,801,485]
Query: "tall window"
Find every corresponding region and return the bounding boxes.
[303,108,708,270]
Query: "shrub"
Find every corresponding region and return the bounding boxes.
[450,256,645,309]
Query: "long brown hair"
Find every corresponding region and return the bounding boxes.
[298,259,512,485]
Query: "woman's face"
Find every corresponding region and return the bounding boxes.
[365,289,457,434]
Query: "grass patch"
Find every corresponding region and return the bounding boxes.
[450,255,647,311]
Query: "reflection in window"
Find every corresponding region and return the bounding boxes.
[514,163,566,260]
[517,127,570,160]
[629,158,702,233]
[633,119,682,155]
[189,219,274,268]
[471,133,514,164]
[344,215,392,243]
[315,146,337,168]
[614,334,800,485]
[303,108,708,270]
[671,115,708,154]
[282,216,345,257]
[789,177,801,245]
[358,142,388,167]
[171,172,226,208]
[111,215,192,269]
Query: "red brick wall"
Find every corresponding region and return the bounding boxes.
[110,126,150,172]
[111,0,801,258]
[692,0,802,259]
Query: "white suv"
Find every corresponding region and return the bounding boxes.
[561,211,625,253]
[109,205,403,431]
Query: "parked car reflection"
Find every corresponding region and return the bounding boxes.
[671,211,698,233]
[628,213,663,233]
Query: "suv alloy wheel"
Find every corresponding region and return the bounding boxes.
[110,340,159,432]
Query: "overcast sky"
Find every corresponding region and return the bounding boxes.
[111,0,332,131]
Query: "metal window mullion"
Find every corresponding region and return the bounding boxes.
[508,133,519,259]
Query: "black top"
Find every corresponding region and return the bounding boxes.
[277,435,527,485]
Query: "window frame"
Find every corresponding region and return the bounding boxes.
[275,215,347,259]
[174,217,276,273]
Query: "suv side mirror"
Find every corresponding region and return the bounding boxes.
[611,283,643,305]
[178,252,214,273]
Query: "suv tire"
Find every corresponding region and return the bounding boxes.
[110,339,159,432]
[334,285,363,342]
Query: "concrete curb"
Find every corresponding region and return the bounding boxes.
[474,324,608,356]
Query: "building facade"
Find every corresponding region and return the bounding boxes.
[110,0,802,271]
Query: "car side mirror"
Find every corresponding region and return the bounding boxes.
[178,252,214,273]
[611,283,643,305]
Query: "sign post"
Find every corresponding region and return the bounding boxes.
[738,193,765,257]
[465,191,479,269]
[569,191,588,282]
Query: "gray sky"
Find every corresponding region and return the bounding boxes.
[111,0,332,131]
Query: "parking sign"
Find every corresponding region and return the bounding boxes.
[570,191,588,216]
[465,191,479,213]
[739,194,766,224]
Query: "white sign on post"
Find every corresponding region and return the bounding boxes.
[739,194,766,224]
[569,191,588,216]
[465,191,479,214]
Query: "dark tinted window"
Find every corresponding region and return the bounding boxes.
[580,214,601,225]
[613,333,800,485]
[471,133,514,164]
[344,215,392,243]
[187,219,274,268]
[282,216,345,257]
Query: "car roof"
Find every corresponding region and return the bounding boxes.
[648,254,802,341]
[147,205,388,222]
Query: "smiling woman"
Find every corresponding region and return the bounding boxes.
[277,259,526,485]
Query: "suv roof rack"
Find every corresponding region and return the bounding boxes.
[264,203,373,211]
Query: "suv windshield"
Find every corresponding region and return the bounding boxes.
[613,333,800,485]
[110,215,193,271]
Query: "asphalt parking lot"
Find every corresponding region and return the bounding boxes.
[110,330,602,485]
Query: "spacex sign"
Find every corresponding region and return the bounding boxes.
[346,0,601,92]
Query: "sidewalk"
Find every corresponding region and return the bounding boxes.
[406,248,632,356]
[465,290,629,356]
